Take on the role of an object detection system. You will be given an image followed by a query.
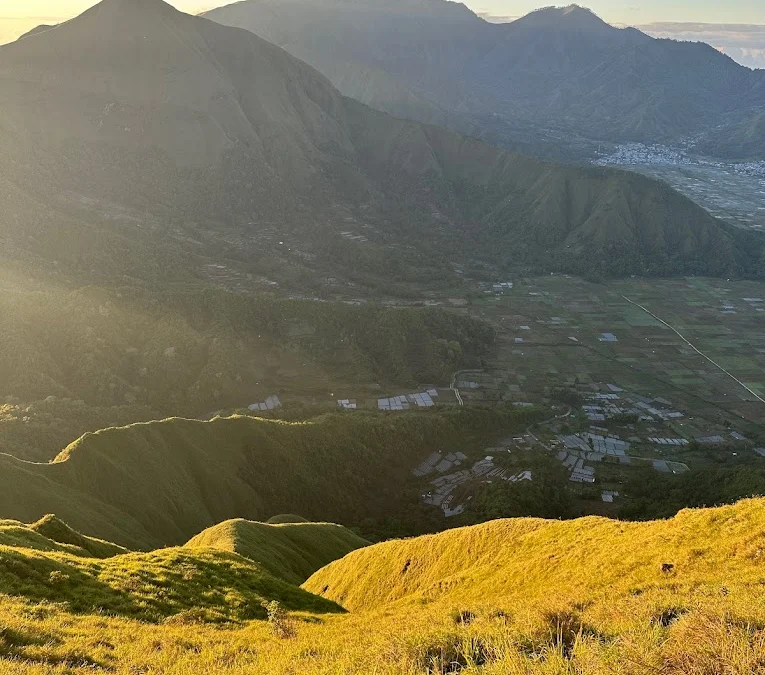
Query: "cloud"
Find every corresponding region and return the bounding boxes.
[478,12,520,23]
[637,22,765,69]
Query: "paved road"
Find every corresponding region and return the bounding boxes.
[621,295,765,406]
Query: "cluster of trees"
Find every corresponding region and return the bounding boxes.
[619,450,765,521]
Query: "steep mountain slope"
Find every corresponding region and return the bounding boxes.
[304,498,765,612]
[206,0,765,159]
[186,520,368,584]
[0,409,527,549]
[0,0,760,279]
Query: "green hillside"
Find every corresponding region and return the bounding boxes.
[28,515,128,559]
[698,112,765,160]
[0,543,341,624]
[186,520,368,585]
[304,497,765,612]
[0,408,534,549]
[0,517,126,558]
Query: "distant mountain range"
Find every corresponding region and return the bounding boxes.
[204,1,765,161]
[1,0,762,281]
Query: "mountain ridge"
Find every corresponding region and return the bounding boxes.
[205,0,765,160]
[0,0,761,283]
[0,410,527,549]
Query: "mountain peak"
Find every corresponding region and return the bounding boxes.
[514,5,613,33]
[84,0,181,21]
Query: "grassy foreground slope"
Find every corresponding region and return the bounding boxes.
[0,409,530,549]
[0,543,341,625]
[306,498,765,611]
[186,520,369,585]
[3,501,765,673]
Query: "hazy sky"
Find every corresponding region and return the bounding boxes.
[474,1,765,24]
[3,0,765,25]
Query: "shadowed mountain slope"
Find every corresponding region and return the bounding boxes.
[0,410,522,549]
[0,0,761,279]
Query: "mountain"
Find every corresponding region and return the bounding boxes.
[0,0,761,281]
[205,0,765,160]
[0,409,529,549]
[186,519,369,584]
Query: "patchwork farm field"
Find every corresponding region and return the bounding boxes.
[466,276,765,434]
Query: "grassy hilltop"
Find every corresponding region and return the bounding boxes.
[0,518,344,627]
[186,519,369,585]
[1,500,765,673]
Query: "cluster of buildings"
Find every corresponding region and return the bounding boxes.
[581,387,685,423]
[492,282,514,295]
[248,395,281,411]
[634,399,685,421]
[556,432,631,483]
[743,298,765,314]
[733,162,765,178]
[647,437,689,447]
[596,143,687,167]
[412,451,468,478]
[337,399,358,410]
[378,390,438,410]
[416,451,532,518]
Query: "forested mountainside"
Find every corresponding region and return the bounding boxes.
[1,0,761,286]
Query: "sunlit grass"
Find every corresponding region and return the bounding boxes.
[2,500,765,673]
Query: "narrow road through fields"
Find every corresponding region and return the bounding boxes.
[621,295,765,406]
[526,406,572,450]
[451,369,481,407]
